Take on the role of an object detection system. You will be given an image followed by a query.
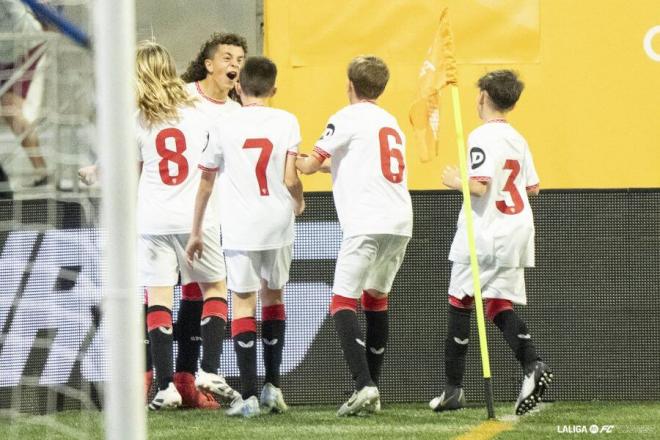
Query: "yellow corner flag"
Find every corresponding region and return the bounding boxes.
[409,7,458,163]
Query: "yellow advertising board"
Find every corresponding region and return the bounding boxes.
[265,0,660,190]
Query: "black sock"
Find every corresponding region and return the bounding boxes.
[262,305,285,387]
[199,298,228,374]
[493,310,540,370]
[175,298,203,374]
[364,310,388,385]
[445,305,472,388]
[333,310,374,390]
[147,306,173,390]
[233,317,257,399]
[144,303,152,372]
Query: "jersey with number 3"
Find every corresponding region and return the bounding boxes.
[199,106,300,251]
[313,102,413,238]
[449,121,540,267]
[136,105,219,234]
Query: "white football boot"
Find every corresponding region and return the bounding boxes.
[195,370,240,404]
[226,395,261,418]
[260,383,289,413]
[147,382,182,411]
[336,386,380,417]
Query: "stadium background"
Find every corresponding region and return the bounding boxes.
[1,0,659,413]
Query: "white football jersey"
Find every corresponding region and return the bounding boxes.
[200,105,301,250]
[136,104,219,234]
[185,81,240,121]
[314,102,413,238]
[449,121,540,267]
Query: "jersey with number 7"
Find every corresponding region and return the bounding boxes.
[313,102,413,239]
[449,121,540,268]
[199,105,301,251]
[136,105,219,234]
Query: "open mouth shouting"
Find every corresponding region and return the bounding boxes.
[226,71,238,81]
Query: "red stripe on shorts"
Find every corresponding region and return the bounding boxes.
[485,299,513,321]
[449,295,475,310]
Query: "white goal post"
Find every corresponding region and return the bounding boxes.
[93,1,145,439]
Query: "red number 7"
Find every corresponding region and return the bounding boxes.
[243,138,273,196]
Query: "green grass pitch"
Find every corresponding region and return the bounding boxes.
[1,402,658,439]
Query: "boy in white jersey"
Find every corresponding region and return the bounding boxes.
[186,56,304,417]
[296,56,413,416]
[163,32,246,409]
[134,42,239,411]
[430,70,552,416]
[79,35,247,407]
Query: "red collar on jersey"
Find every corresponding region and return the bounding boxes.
[195,82,226,104]
[486,118,507,123]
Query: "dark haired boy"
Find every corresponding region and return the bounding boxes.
[296,55,413,416]
[432,70,552,415]
[167,33,247,409]
[187,56,304,418]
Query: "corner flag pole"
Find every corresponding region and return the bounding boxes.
[450,85,496,419]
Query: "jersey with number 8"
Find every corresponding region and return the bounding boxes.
[449,121,539,268]
[199,105,301,250]
[313,102,413,238]
[136,105,219,234]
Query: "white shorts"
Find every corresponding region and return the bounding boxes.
[448,262,527,305]
[224,245,293,293]
[138,227,226,286]
[333,234,410,299]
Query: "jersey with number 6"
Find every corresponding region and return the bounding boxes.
[199,106,300,251]
[136,104,219,234]
[449,121,540,268]
[313,102,413,238]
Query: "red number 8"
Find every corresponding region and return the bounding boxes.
[155,128,189,186]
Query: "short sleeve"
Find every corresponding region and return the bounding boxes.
[524,147,540,189]
[287,115,302,156]
[313,112,352,159]
[467,132,495,182]
[199,125,223,172]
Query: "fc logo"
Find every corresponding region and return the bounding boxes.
[470,147,486,169]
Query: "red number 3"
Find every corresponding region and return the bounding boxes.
[243,138,273,196]
[379,127,405,183]
[155,128,189,186]
[496,159,524,215]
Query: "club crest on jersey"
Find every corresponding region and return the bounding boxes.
[470,147,486,169]
[320,123,335,140]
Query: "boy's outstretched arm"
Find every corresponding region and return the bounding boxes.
[442,165,488,197]
[285,154,305,215]
[185,170,216,264]
[295,151,325,175]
